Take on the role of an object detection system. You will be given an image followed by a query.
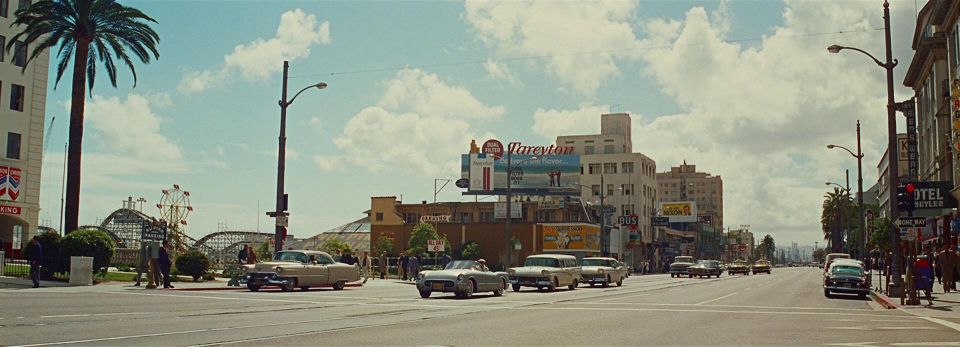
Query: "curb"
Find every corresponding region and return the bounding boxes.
[871,291,899,309]
[170,282,364,291]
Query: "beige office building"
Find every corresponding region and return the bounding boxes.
[0,3,50,255]
[556,113,658,266]
[655,162,723,229]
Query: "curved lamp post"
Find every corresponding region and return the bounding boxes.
[828,125,865,261]
[273,60,327,254]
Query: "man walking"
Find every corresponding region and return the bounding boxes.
[158,241,174,289]
[28,236,42,288]
[399,252,408,280]
[134,243,149,286]
[940,246,957,293]
[362,251,373,282]
[379,251,388,279]
[408,253,420,281]
[237,244,248,264]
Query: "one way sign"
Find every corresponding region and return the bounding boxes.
[895,217,926,228]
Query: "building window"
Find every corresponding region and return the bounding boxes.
[622,162,634,173]
[607,184,615,196]
[585,145,594,154]
[10,84,23,111]
[13,41,25,67]
[460,212,472,223]
[621,204,634,216]
[6,132,20,159]
[591,184,600,196]
[621,184,634,195]
[0,0,7,18]
[604,144,614,153]
[588,163,601,175]
[17,0,28,10]
[603,163,617,174]
[375,212,384,221]
[0,36,6,62]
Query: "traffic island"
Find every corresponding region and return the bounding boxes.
[870,290,898,309]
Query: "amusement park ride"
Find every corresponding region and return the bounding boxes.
[156,184,193,253]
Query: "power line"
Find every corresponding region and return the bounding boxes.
[290,27,884,79]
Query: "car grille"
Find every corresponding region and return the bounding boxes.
[510,276,544,282]
[247,272,275,280]
[424,280,453,289]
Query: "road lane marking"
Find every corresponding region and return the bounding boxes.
[890,342,960,346]
[695,292,737,305]
[39,312,146,319]
[585,293,650,303]
[917,316,960,334]
[827,326,938,330]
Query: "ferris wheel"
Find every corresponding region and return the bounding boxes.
[156,184,194,253]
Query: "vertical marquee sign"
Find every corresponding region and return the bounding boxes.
[903,99,918,180]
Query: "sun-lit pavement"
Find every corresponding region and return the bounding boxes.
[0,267,958,346]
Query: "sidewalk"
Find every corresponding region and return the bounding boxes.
[874,284,960,321]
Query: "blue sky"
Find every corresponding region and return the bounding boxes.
[36,0,920,246]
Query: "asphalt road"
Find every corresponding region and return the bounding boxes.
[1,267,958,346]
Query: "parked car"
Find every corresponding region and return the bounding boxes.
[823,259,870,299]
[669,256,696,278]
[823,253,850,273]
[727,260,750,275]
[416,260,508,299]
[580,257,628,287]
[688,260,722,278]
[507,254,582,292]
[241,250,360,292]
[752,260,772,274]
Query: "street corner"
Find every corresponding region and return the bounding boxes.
[870,291,899,309]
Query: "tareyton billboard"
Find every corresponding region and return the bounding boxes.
[461,140,580,195]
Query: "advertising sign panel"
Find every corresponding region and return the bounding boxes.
[659,201,698,222]
[0,165,22,201]
[141,222,168,241]
[542,223,600,252]
[494,202,522,219]
[427,239,445,252]
[908,181,958,209]
[419,215,452,223]
[461,140,580,194]
[482,139,504,159]
[0,205,21,215]
[468,153,495,191]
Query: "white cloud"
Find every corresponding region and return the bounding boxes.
[483,59,521,85]
[177,9,331,93]
[82,93,184,163]
[532,103,609,140]
[464,0,641,95]
[324,69,501,176]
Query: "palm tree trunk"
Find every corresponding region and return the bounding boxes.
[63,41,90,234]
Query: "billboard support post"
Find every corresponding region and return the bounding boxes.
[505,150,513,269]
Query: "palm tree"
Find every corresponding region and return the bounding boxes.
[9,0,160,233]
[821,188,852,253]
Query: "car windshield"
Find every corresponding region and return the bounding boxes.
[524,257,560,267]
[444,260,478,270]
[273,251,308,263]
[675,257,694,263]
[831,265,863,276]
[581,259,611,267]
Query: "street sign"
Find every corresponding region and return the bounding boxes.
[617,215,639,226]
[651,217,669,227]
[908,181,958,209]
[906,228,917,241]
[895,216,926,228]
[141,222,167,241]
[276,215,288,227]
[427,239,445,252]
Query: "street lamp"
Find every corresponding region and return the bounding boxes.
[272,60,327,254]
[504,155,537,268]
[572,181,621,257]
[827,123,866,261]
[827,0,902,297]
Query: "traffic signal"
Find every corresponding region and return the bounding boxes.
[897,182,916,212]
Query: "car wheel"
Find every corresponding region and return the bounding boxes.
[688,274,693,278]
[568,279,578,290]
[281,279,297,292]
[494,281,504,297]
[300,286,310,291]
[332,280,346,291]
[247,284,261,292]
[616,278,623,287]
[716,272,721,278]
[512,283,521,292]
[548,278,557,292]
[603,276,610,288]
[461,280,475,299]
[419,290,431,298]
[824,289,831,298]
[589,282,595,287]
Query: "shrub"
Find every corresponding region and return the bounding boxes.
[175,250,211,281]
[461,242,481,260]
[22,231,65,278]
[60,229,115,274]
[374,236,394,256]
[320,238,351,254]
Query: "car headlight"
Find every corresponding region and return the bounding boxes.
[275,267,283,274]
[457,274,465,282]
[598,268,605,274]
[507,269,515,275]
[541,270,550,276]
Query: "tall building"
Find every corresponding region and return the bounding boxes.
[876,134,907,219]
[555,113,658,267]
[655,162,724,229]
[0,6,50,256]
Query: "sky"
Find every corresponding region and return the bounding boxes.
[35,0,923,247]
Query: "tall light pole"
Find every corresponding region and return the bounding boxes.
[272,60,327,254]
[504,154,537,268]
[828,122,865,261]
[828,0,902,296]
[572,180,621,257]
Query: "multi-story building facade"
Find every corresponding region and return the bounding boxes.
[555,113,658,268]
[876,134,908,219]
[0,4,49,256]
[655,162,724,229]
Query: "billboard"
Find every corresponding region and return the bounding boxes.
[659,201,698,222]
[461,152,580,194]
[468,153,495,191]
[542,223,600,252]
[0,165,22,201]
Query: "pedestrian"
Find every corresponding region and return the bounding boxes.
[335,249,343,263]
[238,245,248,265]
[379,251,388,280]
[408,253,420,281]
[246,245,258,264]
[342,251,355,265]
[363,251,373,282]
[934,246,943,285]
[941,246,958,293]
[134,243,149,286]
[441,252,452,269]
[158,241,174,289]
[399,252,408,281]
[916,252,933,303]
[27,236,42,288]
